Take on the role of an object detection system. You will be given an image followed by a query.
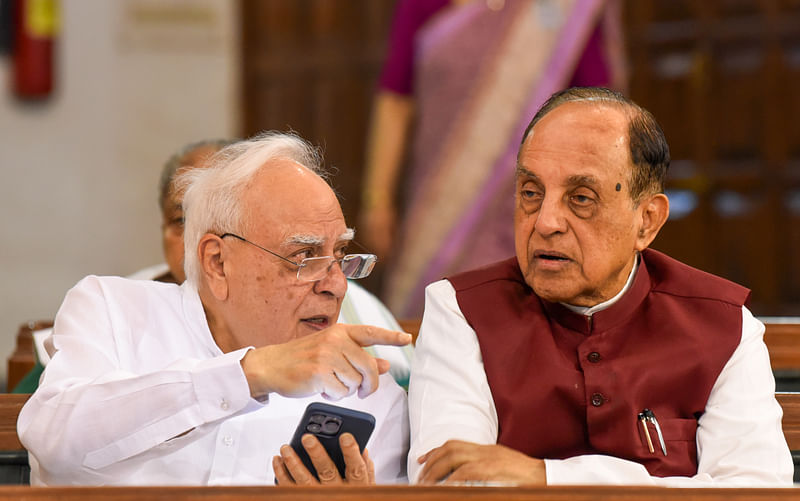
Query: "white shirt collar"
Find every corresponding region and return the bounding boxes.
[561,252,640,317]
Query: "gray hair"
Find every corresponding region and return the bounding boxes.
[158,138,236,211]
[519,87,670,203]
[179,131,327,285]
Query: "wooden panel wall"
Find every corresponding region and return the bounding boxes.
[625,0,800,315]
[240,0,396,227]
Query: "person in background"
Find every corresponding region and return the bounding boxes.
[360,0,627,318]
[408,87,793,486]
[18,132,411,485]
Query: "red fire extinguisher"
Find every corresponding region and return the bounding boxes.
[12,0,59,100]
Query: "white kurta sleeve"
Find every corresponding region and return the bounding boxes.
[407,279,498,482]
[545,306,793,486]
[17,276,254,479]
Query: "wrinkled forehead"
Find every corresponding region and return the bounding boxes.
[518,101,631,179]
[244,160,346,236]
[527,101,628,145]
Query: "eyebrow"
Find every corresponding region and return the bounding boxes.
[285,228,355,247]
[566,175,600,187]
[515,165,537,180]
[516,166,600,189]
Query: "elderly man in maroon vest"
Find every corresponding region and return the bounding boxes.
[408,87,793,486]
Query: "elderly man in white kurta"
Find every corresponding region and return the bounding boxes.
[18,132,411,486]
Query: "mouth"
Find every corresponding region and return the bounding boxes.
[300,316,331,330]
[533,250,572,263]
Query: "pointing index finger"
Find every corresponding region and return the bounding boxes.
[345,325,412,348]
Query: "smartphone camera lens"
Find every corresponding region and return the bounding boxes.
[306,423,322,433]
[321,417,341,436]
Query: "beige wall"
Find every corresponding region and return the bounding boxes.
[0,0,240,388]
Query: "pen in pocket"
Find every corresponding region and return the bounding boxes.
[638,408,667,456]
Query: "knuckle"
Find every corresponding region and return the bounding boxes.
[317,467,338,483]
[347,464,367,482]
[319,329,338,344]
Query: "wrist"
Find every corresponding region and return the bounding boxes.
[240,348,272,400]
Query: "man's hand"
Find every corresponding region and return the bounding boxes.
[416,440,546,485]
[273,432,375,485]
[241,324,411,400]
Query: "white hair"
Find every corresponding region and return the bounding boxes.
[179,131,327,285]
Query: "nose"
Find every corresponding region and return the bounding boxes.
[533,195,568,236]
[313,258,348,298]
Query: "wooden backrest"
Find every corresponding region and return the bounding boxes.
[764,323,800,371]
[777,392,800,450]
[6,321,52,392]
[397,318,421,345]
[0,394,29,450]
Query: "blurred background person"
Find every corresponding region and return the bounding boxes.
[359,0,627,317]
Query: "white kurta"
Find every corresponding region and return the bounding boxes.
[18,275,408,486]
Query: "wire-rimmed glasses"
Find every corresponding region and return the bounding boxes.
[220,233,377,282]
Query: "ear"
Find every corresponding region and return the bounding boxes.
[198,233,229,301]
[634,193,669,251]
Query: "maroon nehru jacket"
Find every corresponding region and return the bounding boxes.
[448,248,750,477]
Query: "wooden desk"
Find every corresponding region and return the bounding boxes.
[0,485,796,501]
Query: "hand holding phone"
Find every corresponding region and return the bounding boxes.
[280,402,375,483]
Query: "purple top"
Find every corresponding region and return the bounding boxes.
[378,0,610,95]
[378,0,452,95]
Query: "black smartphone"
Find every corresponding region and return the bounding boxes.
[287,402,375,480]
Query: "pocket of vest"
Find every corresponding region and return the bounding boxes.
[658,417,697,442]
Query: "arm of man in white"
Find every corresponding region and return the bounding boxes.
[17,276,253,480]
[410,280,793,486]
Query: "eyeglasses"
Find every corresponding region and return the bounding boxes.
[219,233,377,282]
